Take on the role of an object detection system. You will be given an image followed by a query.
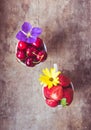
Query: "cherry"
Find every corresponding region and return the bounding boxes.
[16,50,26,60]
[18,41,28,50]
[32,37,44,49]
[36,50,47,62]
[25,58,35,67]
[26,47,38,57]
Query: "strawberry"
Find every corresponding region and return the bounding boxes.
[62,87,73,106]
[58,74,70,87]
[50,86,63,101]
[43,86,51,99]
[46,98,59,107]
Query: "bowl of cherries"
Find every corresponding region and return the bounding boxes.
[16,37,47,67]
[16,22,47,67]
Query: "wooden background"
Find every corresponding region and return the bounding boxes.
[0,0,91,130]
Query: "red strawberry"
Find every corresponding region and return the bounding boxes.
[43,86,51,99]
[62,87,73,105]
[46,98,59,107]
[59,74,70,87]
[50,86,63,101]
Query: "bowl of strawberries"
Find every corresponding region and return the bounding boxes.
[39,67,74,108]
[16,22,47,67]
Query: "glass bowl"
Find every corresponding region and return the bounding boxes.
[42,82,74,108]
[15,38,47,67]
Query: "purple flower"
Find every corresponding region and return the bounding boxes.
[16,22,42,43]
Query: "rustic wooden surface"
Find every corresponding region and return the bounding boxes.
[0,0,91,130]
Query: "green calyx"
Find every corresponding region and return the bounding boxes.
[60,98,67,107]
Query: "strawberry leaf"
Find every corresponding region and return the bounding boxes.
[60,98,67,107]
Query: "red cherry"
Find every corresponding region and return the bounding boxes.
[50,86,63,101]
[25,58,35,67]
[18,41,28,50]
[36,50,47,62]
[46,99,59,107]
[32,37,44,49]
[26,47,38,57]
[16,50,26,60]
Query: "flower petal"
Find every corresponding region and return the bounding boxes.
[31,27,42,36]
[16,31,26,41]
[48,82,53,89]
[39,75,49,86]
[42,68,51,77]
[53,78,59,85]
[50,68,55,77]
[22,22,32,33]
[39,74,53,88]
[26,37,37,43]
[53,71,61,78]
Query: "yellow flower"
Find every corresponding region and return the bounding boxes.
[39,68,61,88]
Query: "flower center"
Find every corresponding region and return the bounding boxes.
[49,77,54,81]
[27,32,31,38]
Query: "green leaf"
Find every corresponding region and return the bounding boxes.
[60,98,67,107]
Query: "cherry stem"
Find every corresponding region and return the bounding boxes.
[33,60,41,64]
[33,55,43,64]
[32,52,41,63]
[32,52,37,56]
[32,51,44,64]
